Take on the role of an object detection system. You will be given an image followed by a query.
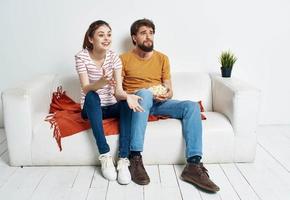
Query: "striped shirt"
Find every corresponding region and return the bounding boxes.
[75,49,122,108]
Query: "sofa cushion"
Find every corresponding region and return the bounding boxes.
[52,72,213,112]
[143,112,234,164]
[31,111,233,165]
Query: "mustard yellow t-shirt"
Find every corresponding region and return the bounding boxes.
[120,50,171,93]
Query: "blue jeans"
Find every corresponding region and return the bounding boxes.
[130,89,203,158]
[81,91,132,158]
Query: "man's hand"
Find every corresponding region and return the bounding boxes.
[154,88,173,102]
[127,94,144,112]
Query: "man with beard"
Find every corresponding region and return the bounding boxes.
[120,19,220,193]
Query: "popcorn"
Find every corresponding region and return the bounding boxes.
[148,84,168,96]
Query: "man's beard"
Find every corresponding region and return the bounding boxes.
[137,42,154,52]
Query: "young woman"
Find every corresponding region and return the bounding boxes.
[75,20,143,184]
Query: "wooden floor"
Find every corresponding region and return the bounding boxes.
[0,125,290,200]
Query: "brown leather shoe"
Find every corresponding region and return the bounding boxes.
[129,155,150,185]
[181,163,220,193]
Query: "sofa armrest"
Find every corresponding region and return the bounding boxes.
[212,75,261,137]
[2,74,56,166]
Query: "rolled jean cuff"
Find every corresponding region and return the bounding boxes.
[186,151,203,159]
[99,147,110,155]
[118,152,129,158]
[130,146,143,152]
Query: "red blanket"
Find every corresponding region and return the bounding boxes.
[45,87,206,151]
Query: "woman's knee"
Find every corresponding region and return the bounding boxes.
[119,100,130,110]
[84,91,101,105]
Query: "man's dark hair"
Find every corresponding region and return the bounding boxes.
[83,20,111,50]
[130,19,155,45]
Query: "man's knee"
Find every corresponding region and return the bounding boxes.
[182,100,200,114]
[136,89,153,99]
[135,89,153,108]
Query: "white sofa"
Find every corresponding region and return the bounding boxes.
[2,72,261,166]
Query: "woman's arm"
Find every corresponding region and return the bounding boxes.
[76,54,113,94]
[113,68,128,100]
[113,68,144,112]
[79,70,113,94]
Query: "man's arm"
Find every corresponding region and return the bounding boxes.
[154,79,173,101]
[155,53,172,101]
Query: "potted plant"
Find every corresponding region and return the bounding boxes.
[219,50,237,78]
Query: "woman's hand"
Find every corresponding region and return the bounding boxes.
[126,94,144,112]
[94,68,116,88]
[95,76,116,88]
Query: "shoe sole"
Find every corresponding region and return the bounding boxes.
[117,175,131,185]
[128,167,150,185]
[181,174,219,193]
[118,180,131,185]
[132,179,150,185]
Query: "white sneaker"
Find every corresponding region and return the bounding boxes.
[117,158,131,185]
[99,153,117,181]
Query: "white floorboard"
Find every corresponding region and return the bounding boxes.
[158,165,182,200]
[0,166,17,187]
[257,126,290,172]
[29,167,79,200]
[86,188,107,200]
[0,151,9,166]
[220,163,260,200]
[0,130,8,167]
[0,129,6,144]
[66,166,95,200]
[106,179,143,200]
[205,164,240,200]
[237,145,290,200]
[90,167,108,189]
[0,126,290,200]
[0,167,48,200]
[0,141,7,156]
[144,165,162,200]
[174,165,202,200]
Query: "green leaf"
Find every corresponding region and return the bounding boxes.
[219,50,237,68]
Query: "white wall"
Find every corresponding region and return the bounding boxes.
[1,0,290,126]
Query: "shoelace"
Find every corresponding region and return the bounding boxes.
[131,156,143,167]
[99,154,114,168]
[117,158,130,170]
[196,163,209,178]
